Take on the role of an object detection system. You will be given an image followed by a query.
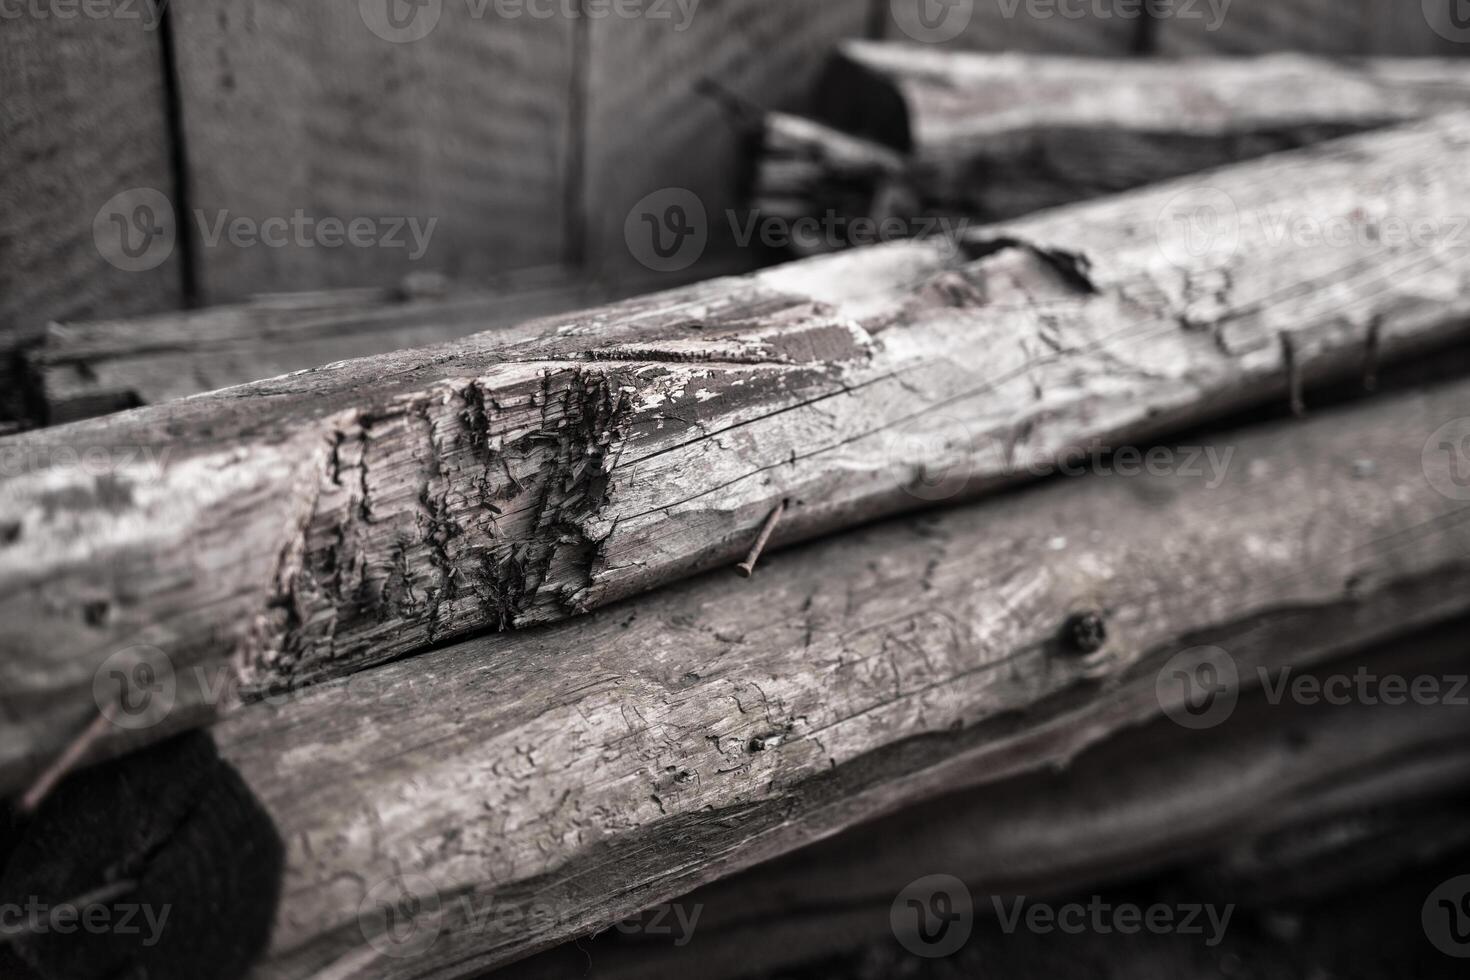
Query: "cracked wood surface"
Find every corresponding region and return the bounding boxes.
[6,115,1470,794]
[221,372,1470,979]
[503,622,1470,980]
[792,44,1470,224]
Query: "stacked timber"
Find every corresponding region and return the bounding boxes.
[4,61,1470,980]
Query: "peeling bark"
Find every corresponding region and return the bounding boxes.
[210,372,1470,978]
[5,116,1470,791]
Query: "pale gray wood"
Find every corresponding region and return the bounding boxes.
[785,44,1470,225]
[6,116,1470,791]
[502,624,1470,980]
[219,373,1470,978]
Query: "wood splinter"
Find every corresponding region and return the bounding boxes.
[18,708,114,815]
[735,501,787,579]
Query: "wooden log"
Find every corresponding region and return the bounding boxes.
[776,43,1470,226]
[0,3,186,422]
[210,372,1470,978]
[500,621,1470,980]
[166,1,577,301]
[21,263,742,425]
[6,115,1470,789]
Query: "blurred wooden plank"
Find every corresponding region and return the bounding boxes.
[0,4,185,421]
[771,46,1470,228]
[885,0,1140,52]
[580,0,871,283]
[218,373,1470,978]
[1158,0,1470,55]
[168,1,577,302]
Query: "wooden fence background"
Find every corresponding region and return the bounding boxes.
[3,0,1467,423]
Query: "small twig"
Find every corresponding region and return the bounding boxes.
[735,501,787,578]
[1281,332,1306,418]
[0,879,138,947]
[19,709,114,815]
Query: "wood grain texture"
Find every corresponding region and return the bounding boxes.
[217,373,1470,978]
[580,0,871,282]
[884,0,1139,53]
[23,263,741,425]
[0,3,185,417]
[6,115,1470,790]
[502,623,1470,980]
[168,0,576,302]
[797,44,1470,223]
[1156,0,1470,56]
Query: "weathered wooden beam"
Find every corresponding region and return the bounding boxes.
[22,265,736,425]
[5,115,1470,791]
[772,44,1470,225]
[213,372,1470,978]
[501,621,1470,980]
